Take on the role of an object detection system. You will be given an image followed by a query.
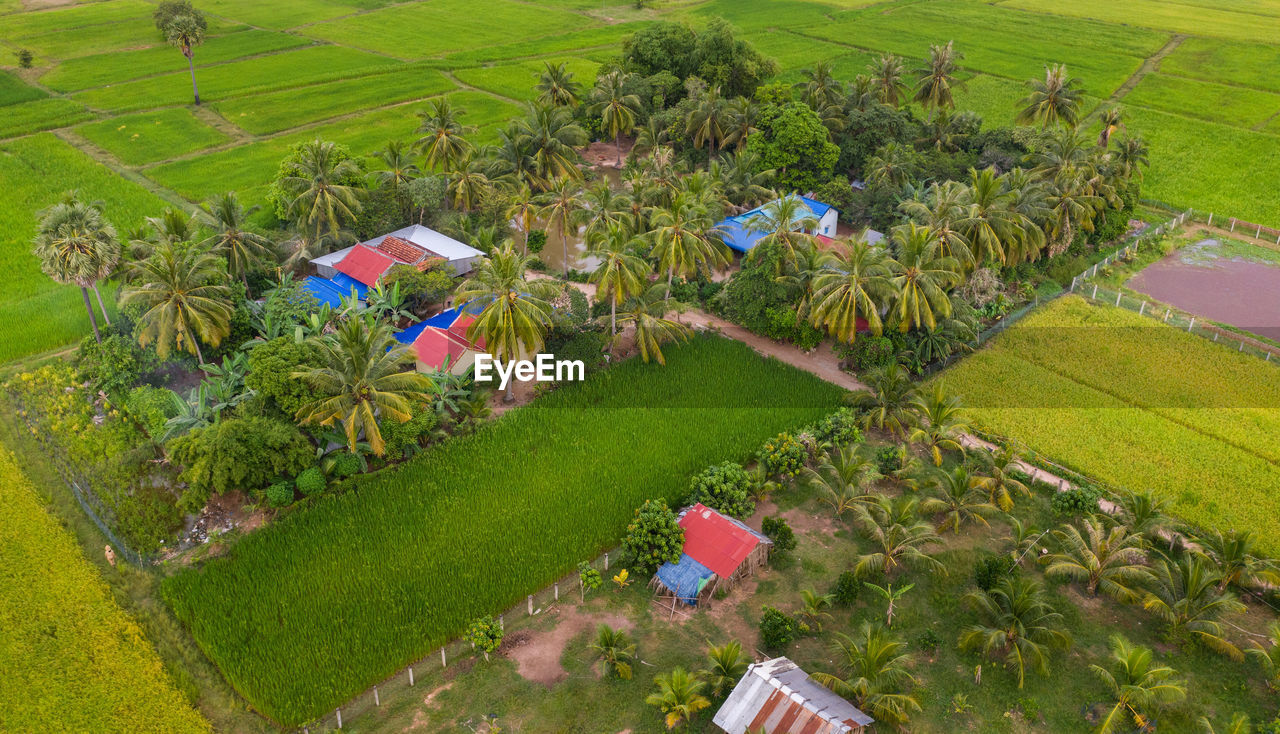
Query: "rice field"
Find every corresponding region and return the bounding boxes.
[1123,73,1280,128]
[453,56,600,101]
[1161,37,1280,94]
[76,109,231,166]
[998,0,1280,42]
[162,336,847,725]
[0,446,210,734]
[934,296,1280,553]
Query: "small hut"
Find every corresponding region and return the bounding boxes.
[650,504,771,609]
[713,657,874,733]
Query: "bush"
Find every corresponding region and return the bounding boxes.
[811,408,862,447]
[688,462,755,518]
[915,628,942,653]
[761,515,796,553]
[875,445,902,475]
[758,432,806,478]
[544,328,608,374]
[759,606,800,651]
[622,499,685,575]
[464,616,503,658]
[76,334,154,395]
[245,338,324,417]
[378,406,438,462]
[578,560,602,597]
[381,264,453,311]
[328,451,363,479]
[1051,484,1103,516]
[17,49,34,68]
[973,554,1017,591]
[168,416,313,513]
[832,570,859,606]
[526,229,547,254]
[265,480,295,508]
[124,385,177,439]
[295,467,326,496]
[834,336,897,372]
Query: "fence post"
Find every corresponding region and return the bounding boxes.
[1257,225,1263,239]
[1188,317,1195,332]
[604,553,609,571]
[1239,340,1245,352]
[1230,218,1237,233]
[1070,276,1077,292]
[1139,301,1145,316]
[1275,232,1279,246]
[528,595,533,615]
[1207,213,1214,226]
[336,709,342,730]
[442,648,447,668]
[1092,284,1098,299]
[1162,309,1170,322]
[409,667,414,686]
[1268,352,1272,362]
[374,686,380,707]
[1213,332,1219,342]
[554,582,559,601]
[1115,291,1122,307]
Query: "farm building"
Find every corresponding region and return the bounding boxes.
[716,195,839,255]
[712,657,874,733]
[651,504,771,607]
[304,225,483,308]
[393,302,486,375]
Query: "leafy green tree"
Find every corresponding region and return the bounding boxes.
[1142,553,1246,660]
[198,192,274,286]
[645,667,710,730]
[746,102,840,192]
[121,241,233,364]
[1016,64,1083,129]
[702,641,747,698]
[165,12,205,105]
[812,622,922,726]
[380,263,453,313]
[246,337,324,416]
[688,462,754,518]
[959,576,1070,688]
[623,498,684,575]
[589,70,642,166]
[591,624,636,680]
[1090,636,1186,734]
[153,0,204,32]
[32,199,121,341]
[465,616,503,661]
[1044,518,1153,601]
[168,416,312,512]
[759,606,801,650]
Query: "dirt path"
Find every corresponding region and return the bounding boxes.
[1108,34,1187,103]
[504,606,632,686]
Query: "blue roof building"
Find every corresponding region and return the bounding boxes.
[715,194,840,254]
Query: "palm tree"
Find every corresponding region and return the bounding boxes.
[887,223,961,331]
[293,315,434,456]
[1116,489,1172,548]
[645,667,710,730]
[804,443,880,518]
[454,243,559,400]
[1003,517,1045,566]
[1097,106,1125,148]
[276,139,363,243]
[798,589,835,632]
[1246,621,1280,690]
[165,13,205,104]
[1196,529,1279,593]
[742,196,819,272]
[685,87,729,165]
[649,196,729,291]
[702,641,747,698]
[854,496,945,578]
[197,192,274,286]
[1091,636,1186,734]
[715,149,773,208]
[907,383,971,465]
[900,181,973,270]
[587,222,650,336]
[796,61,843,111]
[914,41,963,119]
[515,102,587,189]
[535,61,581,107]
[591,624,636,680]
[121,241,232,363]
[633,117,669,157]
[869,53,908,107]
[1016,64,1083,129]
[848,364,919,436]
[722,96,759,151]
[535,177,584,277]
[589,70,641,166]
[957,167,1025,266]
[1043,518,1153,601]
[865,141,917,189]
[617,284,692,365]
[808,239,892,344]
[959,576,1071,688]
[370,139,420,193]
[415,98,474,174]
[1114,135,1150,180]
[1199,713,1254,734]
[922,466,997,533]
[971,446,1030,512]
[1143,553,1246,659]
[579,181,632,239]
[812,622,921,726]
[447,150,491,212]
[32,199,121,341]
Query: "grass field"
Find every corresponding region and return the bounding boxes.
[998,0,1280,42]
[934,296,1280,553]
[161,337,847,725]
[453,56,600,101]
[76,108,231,165]
[0,446,210,734]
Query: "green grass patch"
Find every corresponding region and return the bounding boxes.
[0,0,154,39]
[39,29,314,93]
[747,28,852,71]
[71,45,396,113]
[0,133,167,362]
[934,295,1280,553]
[0,69,48,106]
[679,0,839,31]
[0,446,210,733]
[454,56,599,101]
[1123,72,1280,129]
[3,7,241,61]
[0,97,95,138]
[1162,37,1280,95]
[300,0,596,60]
[76,108,231,165]
[212,65,455,135]
[184,0,358,30]
[440,22,646,67]
[999,0,1280,42]
[161,336,846,725]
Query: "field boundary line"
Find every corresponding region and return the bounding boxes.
[52,128,195,209]
[1106,33,1185,103]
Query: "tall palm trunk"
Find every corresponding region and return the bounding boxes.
[80,286,101,343]
[193,337,205,368]
[559,216,569,277]
[185,49,200,105]
[615,131,623,167]
[610,299,617,336]
[91,283,111,326]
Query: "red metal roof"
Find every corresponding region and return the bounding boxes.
[411,326,473,371]
[377,235,427,264]
[447,313,485,350]
[334,245,395,287]
[678,503,761,578]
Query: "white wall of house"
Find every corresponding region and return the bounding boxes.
[817,209,839,238]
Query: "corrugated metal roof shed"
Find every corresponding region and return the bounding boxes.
[712,657,873,733]
[677,503,766,578]
[335,244,395,287]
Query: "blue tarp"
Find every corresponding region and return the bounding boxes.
[392,301,485,345]
[303,276,351,308]
[330,272,369,300]
[656,554,714,606]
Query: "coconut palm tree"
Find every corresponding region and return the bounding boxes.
[276,139,363,243]
[1246,621,1280,690]
[370,139,420,192]
[503,182,539,254]
[591,624,636,680]
[907,383,971,465]
[197,192,274,286]
[1016,64,1083,129]
[722,96,759,151]
[633,117,669,157]
[416,98,474,174]
[798,588,835,632]
[914,41,963,119]
[812,622,921,726]
[293,315,434,456]
[922,465,997,533]
[165,13,205,104]
[796,61,844,111]
[588,222,650,336]
[685,87,729,165]
[516,102,588,189]
[1198,713,1254,734]
[1091,636,1186,734]
[715,149,774,209]
[617,284,692,365]
[887,223,961,331]
[32,199,121,341]
[589,70,641,166]
[1143,553,1246,660]
[580,181,632,239]
[805,442,881,518]
[869,53,909,107]
[702,641,747,698]
[447,150,491,212]
[865,141,917,189]
[1115,489,1173,549]
[900,181,974,270]
[808,239,893,344]
[854,496,945,578]
[959,576,1071,688]
[1044,518,1153,601]
[1097,106,1125,148]
[535,177,584,277]
[971,446,1030,512]
[1114,135,1150,180]
[848,364,919,436]
[121,241,232,363]
[956,167,1024,266]
[742,195,819,272]
[455,243,559,400]
[645,667,710,730]
[1195,529,1279,593]
[649,195,729,291]
[535,61,582,107]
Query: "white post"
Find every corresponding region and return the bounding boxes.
[1139,301,1146,316]
[1115,291,1122,307]
[1268,352,1272,362]
[1230,218,1237,232]
[1239,340,1244,351]
[499,614,504,629]
[442,648,447,667]
[604,553,609,571]
[409,667,414,686]
[336,709,342,729]
[1213,332,1219,342]
[374,686,380,707]
[528,595,533,614]
[554,582,559,601]
[1207,213,1214,226]
[1070,276,1077,292]
[1092,284,1098,299]
[1274,232,1279,246]
[1257,225,1263,239]
[1189,317,1195,331]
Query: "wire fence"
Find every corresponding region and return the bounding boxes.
[1195,211,1280,245]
